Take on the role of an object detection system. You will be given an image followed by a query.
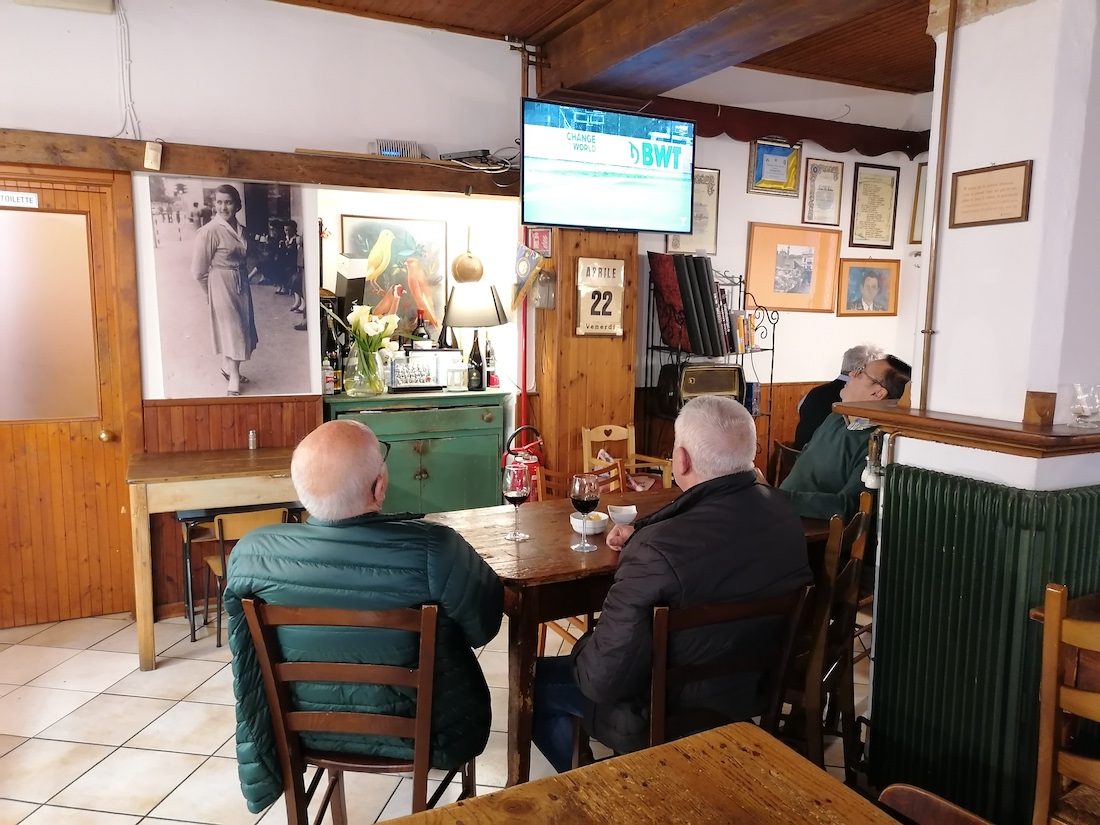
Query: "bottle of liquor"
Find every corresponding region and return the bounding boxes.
[412,309,431,349]
[485,332,499,388]
[467,330,484,391]
[322,357,335,395]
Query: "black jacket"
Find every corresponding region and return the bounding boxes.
[570,471,811,751]
[794,377,846,449]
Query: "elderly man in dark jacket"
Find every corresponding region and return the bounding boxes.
[532,396,811,772]
[224,420,503,813]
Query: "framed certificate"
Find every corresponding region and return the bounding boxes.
[576,257,625,336]
[667,167,720,255]
[909,162,928,244]
[802,158,844,226]
[850,163,900,248]
[949,160,1033,228]
[747,139,801,197]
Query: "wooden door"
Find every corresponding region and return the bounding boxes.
[0,166,143,628]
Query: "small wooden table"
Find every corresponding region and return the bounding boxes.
[387,722,897,823]
[127,448,297,670]
[428,492,831,786]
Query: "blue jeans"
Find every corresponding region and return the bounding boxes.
[532,655,588,773]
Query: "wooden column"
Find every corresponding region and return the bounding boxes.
[533,229,638,473]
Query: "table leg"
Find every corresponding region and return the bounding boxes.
[507,585,538,786]
[129,483,156,671]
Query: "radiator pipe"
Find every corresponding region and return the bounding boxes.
[918,0,960,411]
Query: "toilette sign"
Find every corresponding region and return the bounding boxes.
[576,257,625,337]
[0,191,38,208]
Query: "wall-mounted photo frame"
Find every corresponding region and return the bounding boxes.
[747,139,802,197]
[836,259,901,317]
[745,222,841,312]
[909,162,928,244]
[339,215,447,338]
[667,167,720,255]
[850,162,900,248]
[802,158,844,226]
[949,160,1033,228]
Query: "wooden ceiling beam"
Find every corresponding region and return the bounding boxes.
[539,0,909,99]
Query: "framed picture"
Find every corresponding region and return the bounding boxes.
[949,160,1033,228]
[836,259,901,317]
[667,167,720,254]
[747,139,802,197]
[850,162,901,248]
[525,226,552,257]
[802,158,844,226]
[909,162,928,244]
[745,222,842,312]
[339,215,447,337]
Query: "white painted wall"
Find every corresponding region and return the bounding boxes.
[0,0,521,155]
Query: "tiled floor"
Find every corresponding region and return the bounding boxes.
[0,613,869,824]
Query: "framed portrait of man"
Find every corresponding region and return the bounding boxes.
[836,259,900,317]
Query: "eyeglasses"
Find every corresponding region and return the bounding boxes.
[853,366,887,391]
[379,441,392,462]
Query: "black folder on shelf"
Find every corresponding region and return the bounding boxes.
[692,255,726,356]
[672,253,708,355]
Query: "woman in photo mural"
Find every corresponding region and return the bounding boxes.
[191,183,259,396]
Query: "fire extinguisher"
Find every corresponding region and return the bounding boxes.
[501,425,544,493]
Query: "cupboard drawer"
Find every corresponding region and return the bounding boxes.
[338,405,501,437]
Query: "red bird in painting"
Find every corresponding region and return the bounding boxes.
[373,284,405,318]
[405,256,440,327]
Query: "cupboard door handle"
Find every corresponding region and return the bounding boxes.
[481,411,494,423]
[420,469,430,480]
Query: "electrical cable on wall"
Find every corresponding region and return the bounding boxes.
[112,0,142,139]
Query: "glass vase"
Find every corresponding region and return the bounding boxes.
[345,349,386,397]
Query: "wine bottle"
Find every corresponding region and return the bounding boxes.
[412,309,432,349]
[485,332,499,388]
[467,330,485,391]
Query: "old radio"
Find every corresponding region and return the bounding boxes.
[655,364,745,417]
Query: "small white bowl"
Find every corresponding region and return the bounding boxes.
[606,505,638,526]
[569,511,609,535]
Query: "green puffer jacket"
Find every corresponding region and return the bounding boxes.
[224,512,504,813]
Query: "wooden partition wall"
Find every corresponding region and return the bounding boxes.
[143,395,322,618]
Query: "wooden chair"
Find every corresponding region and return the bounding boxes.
[1033,582,1100,824]
[767,440,801,487]
[533,462,624,655]
[581,423,672,489]
[240,599,475,821]
[879,784,992,824]
[204,508,289,647]
[177,514,218,642]
[852,491,875,666]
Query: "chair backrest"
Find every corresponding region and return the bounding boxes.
[768,440,802,487]
[649,584,813,747]
[879,784,992,824]
[1033,583,1100,824]
[214,507,289,542]
[535,466,571,501]
[581,424,635,473]
[241,598,440,817]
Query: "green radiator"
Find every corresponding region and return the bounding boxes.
[871,464,1100,824]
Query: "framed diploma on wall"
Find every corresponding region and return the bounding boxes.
[802,158,844,226]
[850,163,900,248]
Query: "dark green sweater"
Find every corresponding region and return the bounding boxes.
[779,413,871,520]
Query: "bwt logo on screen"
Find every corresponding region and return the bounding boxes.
[629,142,683,169]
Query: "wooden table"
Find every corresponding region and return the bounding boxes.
[387,722,897,823]
[126,448,297,670]
[428,492,831,786]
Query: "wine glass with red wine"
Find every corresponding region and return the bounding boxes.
[502,465,531,542]
[570,473,600,552]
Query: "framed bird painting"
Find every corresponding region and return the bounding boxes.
[340,215,448,339]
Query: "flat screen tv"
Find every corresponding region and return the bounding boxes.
[521,98,696,234]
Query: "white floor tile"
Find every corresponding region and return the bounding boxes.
[126,701,237,755]
[488,687,507,733]
[482,623,508,653]
[0,624,57,645]
[0,684,17,698]
[0,644,8,654]
[104,658,224,701]
[29,651,138,694]
[214,735,236,759]
[20,807,141,825]
[91,622,190,657]
[0,646,81,685]
[0,738,113,803]
[376,776,463,822]
[0,734,27,756]
[0,686,98,737]
[470,730,554,790]
[477,651,508,690]
[37,694,175,747]
[0,799,38,825]
[21,619,133,651]
[257,770,400,825]
[149,756,262,825]
[50,748,205,816]
[159,627,232,664]
[183,665,234,706]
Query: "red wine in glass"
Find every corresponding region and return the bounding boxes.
[502,465,531,541]
[570,473,600,552]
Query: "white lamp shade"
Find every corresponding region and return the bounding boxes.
[442,283,508,328]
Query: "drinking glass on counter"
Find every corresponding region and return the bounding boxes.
[570,473,600,552]
[1070,383,1100,428]
[502,465,531,541]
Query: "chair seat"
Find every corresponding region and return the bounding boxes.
[307,749,415,775]
[1054,783,1100,825]
[205,555,224,578]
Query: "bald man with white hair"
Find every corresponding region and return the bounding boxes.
[223,420,503,814]
[531,396,812,773]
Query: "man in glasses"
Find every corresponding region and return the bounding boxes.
[778,355,911,521]
[223,419,503,814]
[793,343,885,450]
